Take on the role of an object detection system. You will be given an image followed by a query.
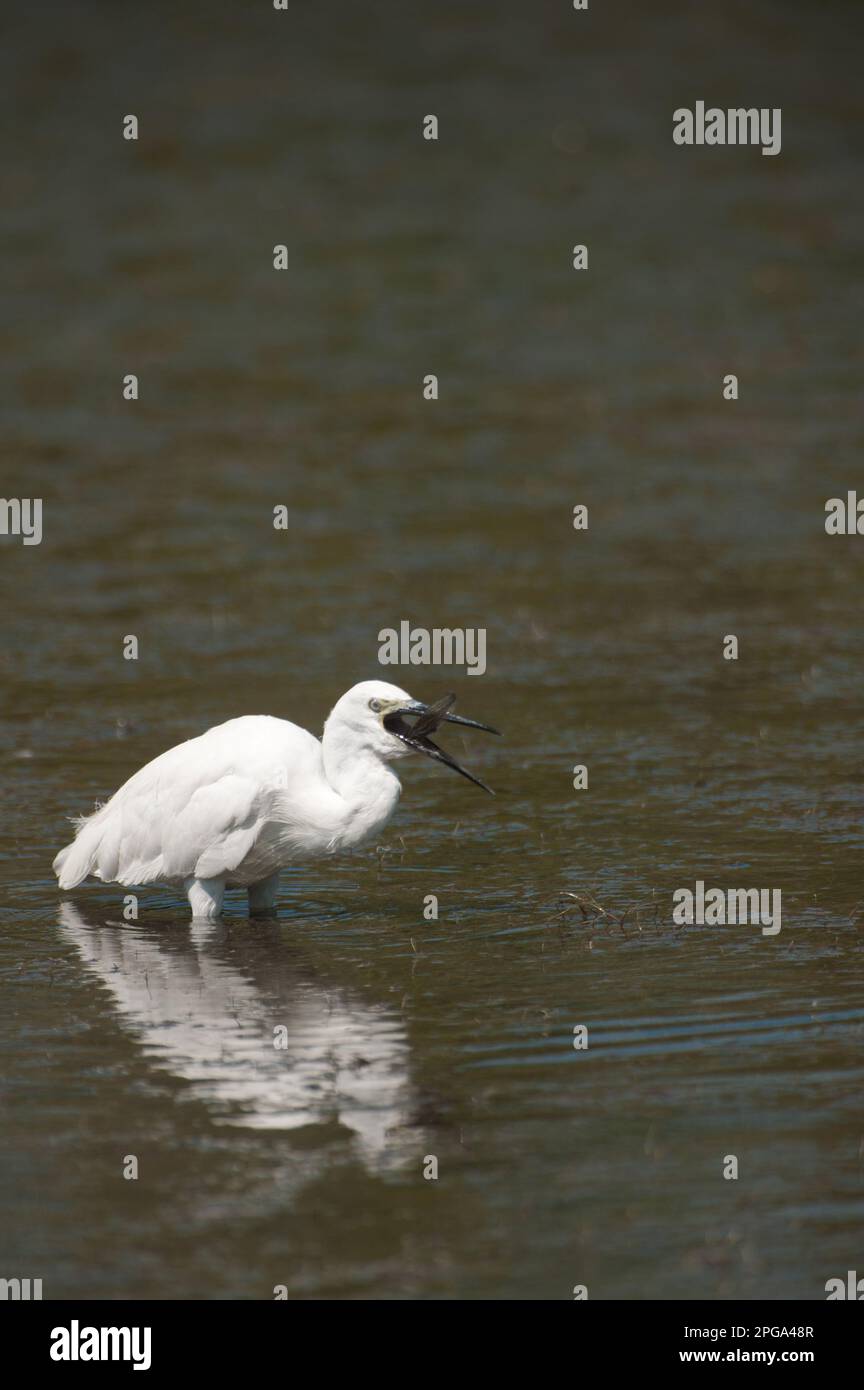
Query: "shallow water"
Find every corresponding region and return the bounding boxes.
[2,0,863,1298]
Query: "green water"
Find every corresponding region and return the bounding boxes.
[1,0,863,1298]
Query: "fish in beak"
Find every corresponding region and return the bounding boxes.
[383,693,501,794]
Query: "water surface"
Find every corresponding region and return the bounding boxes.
[2,0,863,1298]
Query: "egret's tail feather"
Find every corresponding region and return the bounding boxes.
[54,803,168,888]
[54,840,94,889]
[53,813,105,888]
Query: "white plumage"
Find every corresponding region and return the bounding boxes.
[53,679,497,919]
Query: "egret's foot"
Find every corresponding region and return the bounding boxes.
[184,875,226,920]
[248,872,281,918]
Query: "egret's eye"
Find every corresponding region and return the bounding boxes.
[369,698,383,713]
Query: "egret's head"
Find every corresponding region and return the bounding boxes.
[325,680,500,792]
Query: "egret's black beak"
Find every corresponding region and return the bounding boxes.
[383,694,501,794]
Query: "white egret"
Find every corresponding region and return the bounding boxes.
[53,680,499,920]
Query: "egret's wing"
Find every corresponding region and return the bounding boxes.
[165,774,262,879]
[57,715,324,888]
[94,765,262,885]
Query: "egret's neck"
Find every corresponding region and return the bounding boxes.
[322,729,401,848]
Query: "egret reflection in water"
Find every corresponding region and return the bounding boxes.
[58,903,419,1169]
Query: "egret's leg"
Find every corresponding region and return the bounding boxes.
[248,871,281,917]
[184,875,225,920]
